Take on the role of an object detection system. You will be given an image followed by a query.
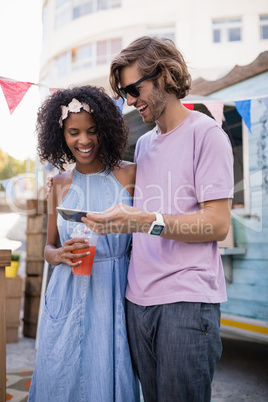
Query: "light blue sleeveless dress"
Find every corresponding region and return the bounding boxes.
[28,168,140,402]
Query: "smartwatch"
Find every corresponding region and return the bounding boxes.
[148,212,165,236]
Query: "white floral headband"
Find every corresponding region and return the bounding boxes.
[59,98,94,127]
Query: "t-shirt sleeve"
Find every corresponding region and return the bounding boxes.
[133,137,142,164]
[194,126,234,203]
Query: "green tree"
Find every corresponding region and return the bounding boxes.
[0,148,9,171]
[0,147,34,181]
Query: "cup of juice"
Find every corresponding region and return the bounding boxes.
[71,224,99,275]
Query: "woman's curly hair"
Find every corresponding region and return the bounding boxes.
[36,85,128,170]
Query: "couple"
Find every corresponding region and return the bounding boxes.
[29,36,234,402]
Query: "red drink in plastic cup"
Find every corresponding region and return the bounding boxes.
[72,245,96,275]
[70,225,99,276]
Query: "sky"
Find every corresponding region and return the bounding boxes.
[0,0,43,161]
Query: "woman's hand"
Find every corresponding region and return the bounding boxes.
[47,238,90,268]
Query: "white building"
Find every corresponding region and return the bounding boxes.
[40,0,268,92]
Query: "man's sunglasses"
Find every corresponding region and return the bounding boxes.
[119,69,160,99]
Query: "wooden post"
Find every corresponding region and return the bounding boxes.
[0,249,11,402]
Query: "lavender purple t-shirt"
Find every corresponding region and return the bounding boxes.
[125,110,234,306]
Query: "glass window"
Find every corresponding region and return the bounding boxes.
[97,0,121,9]
[97,38,122,65]
[260,15,268,39]
[110,0,121,7]
[55,0,121,29]
[72,44,93,70]
[55,52,71,78]
[222,107,244,208]
[213,29,221,43]
[111,38,121,55]
[228,27,241,42]
[97,0,107,10]
[56,0,69,7]
[97,41,107,65]
[212,18,242,43]
[55,38,122,76]
[147,26,176,43]
[55,0,72,30]
[73,1,93,19]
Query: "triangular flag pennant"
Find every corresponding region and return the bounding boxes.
[235,100,252,133]
[0,80,33,114]
[203,101,224,127]
[183,103,194,110]
[261,97,268,111]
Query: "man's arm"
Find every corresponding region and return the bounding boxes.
[82,198,232,242]
[161,198,232,242]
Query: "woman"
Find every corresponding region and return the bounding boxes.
[28,85,139,401]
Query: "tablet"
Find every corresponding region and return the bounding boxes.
[56,207,102,222]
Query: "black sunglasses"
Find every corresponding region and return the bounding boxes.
[120,69,159,99]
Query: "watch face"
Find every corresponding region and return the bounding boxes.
[151,224,164,236]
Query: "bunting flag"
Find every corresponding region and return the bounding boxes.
[1,76,268,133]
[203,101,224,127]
[113,98,125,114]
[183,103,194,110]
[261,97,268,110]
[234,100,252,133]
[0,80,33,114]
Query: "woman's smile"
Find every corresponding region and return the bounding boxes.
[64,110,103,173]
[76,146,93,156]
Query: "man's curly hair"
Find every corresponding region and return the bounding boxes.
[110,36,191,101]
[36,85,128,170]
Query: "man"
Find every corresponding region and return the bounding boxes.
[51,36,234,401]
[83,36,234,401]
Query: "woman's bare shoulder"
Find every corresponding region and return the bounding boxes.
[112,161,136,196]
[50,168,74,204]
[113,161,136,177]
[53,168,73,185]
[118,160,136,172]
[118,160,135,167]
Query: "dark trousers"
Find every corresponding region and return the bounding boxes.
[126,300,222,402]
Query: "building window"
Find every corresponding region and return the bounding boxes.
[260,15,268,39]
[73,0,93,19]
[97,0,121,10]
[190,104,246,210]
[72,44,93,70]
[55,0,72,30]
[213,29,221,43]
[56,0,69,6]
[222,106,245,208]
[147,26,175,43]
[55,39,122,77]
[55,0,121,28]
[96,38,122,65]
[55,52,72,78]
[212,18,242,43]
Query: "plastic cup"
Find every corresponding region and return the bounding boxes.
[71,224,99,275]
